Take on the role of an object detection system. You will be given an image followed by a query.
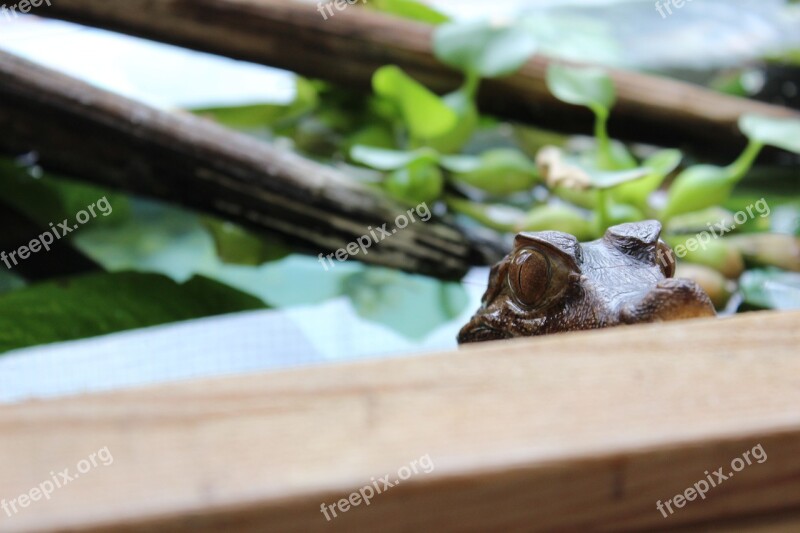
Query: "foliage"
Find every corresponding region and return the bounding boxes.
[433,19,537,79]
[662,115,800,220]
[373,65,459,144]
[545,64,631,171]
[739,269,800,310]
[0,272,266,354]
[367,0,450,24]
[2,9,800,356]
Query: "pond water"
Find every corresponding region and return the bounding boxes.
[0,0,797,402]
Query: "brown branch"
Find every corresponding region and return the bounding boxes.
[21,0,800,157]
[0,50,501,280]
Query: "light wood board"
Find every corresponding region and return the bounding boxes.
[1,311,799,531]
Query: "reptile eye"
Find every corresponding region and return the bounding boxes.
[508,248,551,308]
[656,240,676,278]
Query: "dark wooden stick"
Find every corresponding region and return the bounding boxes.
[0,50,500,280]
[21,0,800,156]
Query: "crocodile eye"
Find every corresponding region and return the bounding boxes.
[656,240,676,278]
[508,248,551,308]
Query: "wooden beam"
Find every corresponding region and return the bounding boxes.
[22,0,800,156]
[1,310,799,531]
[0,50,500,280]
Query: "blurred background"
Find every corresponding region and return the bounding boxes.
[0,0,798,402]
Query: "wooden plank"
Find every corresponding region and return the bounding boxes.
[1,311,799,532]
[19,0,800,157]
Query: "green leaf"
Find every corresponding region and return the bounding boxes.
[708,70,750,97]
[665,236,744,279]
[433,20,537,78]
[514,124,570,154]
[604,203,645,227]
[445,197,525,232]
[662,138,766,221]
[0,158,128,229]
[385,159,444,205]
[192,76,318,129]
[611,149,682,206]
[739,269,800,310]
[553,187,597,209]
[665,207,735,235]
[373,66,458,141]
[202,219,290,266]
[588,140,638,171]
[344,124,397,152]
[367,0,449,24]
[420,86,479,153]
[546,64,615,118]
[350,145,439,170]
[439,154,480,174]
[546,64,619,171]
[0,272,266,354]
[661,165,738,220]
[518,13,621,66]
[443,148,538,195]
[536,146,645,190]
[341,268,468,340]
[739,114,800,154]
[589,167,650,190]
[195,104,293,130]
[517,204,594,240]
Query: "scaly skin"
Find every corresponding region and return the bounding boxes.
[458,221,716,344]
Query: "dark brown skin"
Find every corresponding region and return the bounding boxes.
[458,221,716,344]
